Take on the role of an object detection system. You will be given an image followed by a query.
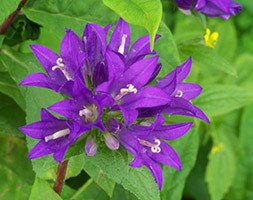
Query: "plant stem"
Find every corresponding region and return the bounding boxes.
[0,0,28,35]
[54,160,69,195]
[70,179,93,200]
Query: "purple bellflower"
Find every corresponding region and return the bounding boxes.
[138,57,209,123]
[19,29,87,97]
[118,115,193,189]
[175,0,242,19]
[19,109,80,163]
[19,18,209,189]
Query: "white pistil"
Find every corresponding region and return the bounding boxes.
[115,84,137,102]
[138,138,161,154]
[79,107,93,117]
[79,105,98,122]
[118,34,127,54]
[44,128,70,142]
[52,58,72,81]
[175,89,183,97]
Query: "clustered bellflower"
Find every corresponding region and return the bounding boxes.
[175,0,242,19]
[19,18,209,189]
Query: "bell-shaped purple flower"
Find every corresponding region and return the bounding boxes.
[96,51,171,125]
[19,29,87,97]
[118,115,193,189]
[19,109,81,163]
[175,0,242,19]
[48,76,106,133]
[138,57,209,123]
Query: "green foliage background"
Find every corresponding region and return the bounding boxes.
[0,0,252,199]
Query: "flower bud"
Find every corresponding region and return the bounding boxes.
[104,132,119,150]
[85,136,97,156]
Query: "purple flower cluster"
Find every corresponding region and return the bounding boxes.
[19,18,208,189]
[175,0,242,19]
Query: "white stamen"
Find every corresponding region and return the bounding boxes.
[151,139,161,153]
[175,90,183,97]
[138,138,161,154]
[44,128,70,142]
[79,107,93,117]
[115,84,137,102]
[52,58,72,81]
[83,36,87,44]
[118,34,127,54]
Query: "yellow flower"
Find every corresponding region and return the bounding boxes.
[204,28,219,48]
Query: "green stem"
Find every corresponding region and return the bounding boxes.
[70,179,93,200]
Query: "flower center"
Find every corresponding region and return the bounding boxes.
[79,104,98,122]
[115,84,137,102]
[138,138,161,153]
[118,34,128,54]
[175,89,183,97]
[52,58,73,81]
[44,128,70,142]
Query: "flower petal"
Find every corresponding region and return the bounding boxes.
[30,44,59,74]
[19,72,60,91]
[126,34,160,66]
[109,18,130,55]
[176,83,202,100]
[150,141,182,171]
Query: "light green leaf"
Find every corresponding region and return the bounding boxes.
[205,127,236,200]
[156,22,181,76]
[0,132,33,199]
[230,54,253,87]
[193,84,253,117]
[161,127,200,200]
[83,157,116,197]
[81,146,160,200]
[0,0,20,25]
[0,164,31,200]
[29,177,62,200]
[103,0,162,50]
[179,44,237,77]
[230,105,253,200]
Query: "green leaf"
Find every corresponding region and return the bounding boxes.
[205,127,236,200]
[0,35,4,47]
[179,44,237,77]
[81,146,160,200]
[0,164,31,200]
[103,0,162,50]
[0,71,26,110]
[69,179,110,200]
[29,177,62,200]
[161,126,200,200]
[156,22,181,76]
[23,0,118,38]
[0,0,20,25]
[193,84,253,117]
[0,132,33,199]
[230,105,253,200]
[83,157,116,197]
[0,93,26,137]
[230,54,253,87]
